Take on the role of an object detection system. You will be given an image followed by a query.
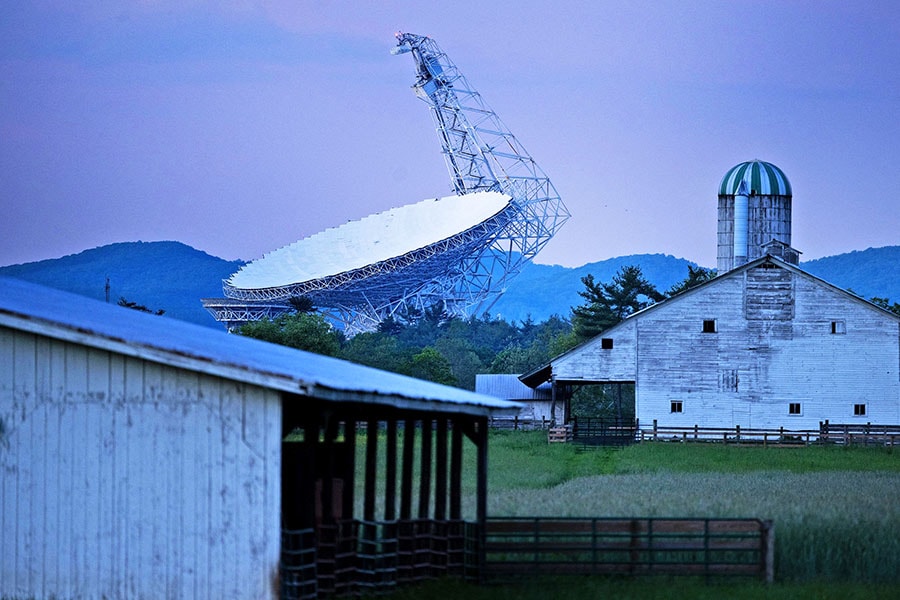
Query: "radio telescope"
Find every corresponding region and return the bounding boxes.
[203,32,569,334]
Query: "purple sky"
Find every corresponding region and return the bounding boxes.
[2,1,898,269]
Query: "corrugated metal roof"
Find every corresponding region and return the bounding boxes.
[719,160,792,197]
[475,374,551,400]
[0,277,519,416]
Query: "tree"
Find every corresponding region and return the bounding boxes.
[666,265,716,296]
[571,266,663,340]
[238,312,342,357]
[117,296,165,315]
[288,295,316,313]
[409,347,456,386]
[870,297,900,316]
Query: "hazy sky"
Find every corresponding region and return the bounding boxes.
[2,1,898,269]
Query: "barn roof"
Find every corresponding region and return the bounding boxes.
[0,277,518,416]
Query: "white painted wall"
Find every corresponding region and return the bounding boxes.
[551,263,900,431]
[0,326,282,599]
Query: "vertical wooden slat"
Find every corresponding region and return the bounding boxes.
[302,420,319,529]
[400,419,415,520]
[434,418,448,520]
[322,417,338,525]
[449,421,463,520]
[364,420,378,522]
[476,417,488,528]
[418,419,433,519]
[384,419,397,521]
[342,418,357,522]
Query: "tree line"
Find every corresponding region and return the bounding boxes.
[237,264,899,391]
[237,265,715,390]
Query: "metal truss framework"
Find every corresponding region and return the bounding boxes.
[205,32,569,335]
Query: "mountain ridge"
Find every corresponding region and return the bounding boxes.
[1,241,897,328]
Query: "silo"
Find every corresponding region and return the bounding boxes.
[717,160,792,273]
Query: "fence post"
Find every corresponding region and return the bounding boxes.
[653,419,658,441]
[735,424,741,441]
[761,520,775,583]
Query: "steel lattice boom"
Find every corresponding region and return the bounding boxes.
[203,33,569,334]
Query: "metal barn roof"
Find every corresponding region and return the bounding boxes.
[719,160,792,197]
[0,277,518,416]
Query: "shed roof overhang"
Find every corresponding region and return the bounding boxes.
[0,277,520,417]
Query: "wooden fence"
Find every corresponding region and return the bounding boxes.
[640,420,900,446]
[483,517,774,582]
[489,415,550,431]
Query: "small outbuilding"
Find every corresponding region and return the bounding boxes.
[475,374,552,428]
[0,277,517,599]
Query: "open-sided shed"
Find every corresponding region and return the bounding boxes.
[0,277,517,599]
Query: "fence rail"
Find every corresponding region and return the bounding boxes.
[483,517,774,583]
[489,415,550,431]
[640,421,900,446]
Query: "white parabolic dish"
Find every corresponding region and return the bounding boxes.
[227,191,512,291]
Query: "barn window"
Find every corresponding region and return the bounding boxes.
[788,403,801,415]
[831,320,846,334]
[853,403,866,416]
[670,401,683,413]
[702,319,717,333]
[601,338,614,349]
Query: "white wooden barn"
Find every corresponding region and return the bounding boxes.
[522,256,900,430]
[0,277,517,599]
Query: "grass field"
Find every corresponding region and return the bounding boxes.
[353,430,900,595]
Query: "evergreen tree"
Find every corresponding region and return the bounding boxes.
[666,265,716,296]
[571,266,663,341]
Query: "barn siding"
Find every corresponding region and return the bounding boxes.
[633,266,900,429]
[554,320,638,382]
[548,262,900,431]
[0,326,281,599]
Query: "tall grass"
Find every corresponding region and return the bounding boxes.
[352,429,900,583]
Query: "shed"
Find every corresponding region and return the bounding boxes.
[0,277,518,599]
[522,256,900,431]
[475,374,552,427]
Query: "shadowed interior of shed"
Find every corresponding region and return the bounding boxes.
[280,399,489,596]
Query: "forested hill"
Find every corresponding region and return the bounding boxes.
[0,241,244,327]
[1,242,898,328]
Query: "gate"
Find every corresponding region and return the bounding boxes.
[483,517,774,582]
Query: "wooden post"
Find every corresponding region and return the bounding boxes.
[653,419,658,441]
[322,417,338,525]
[364,420,378,522]
[450,420,463,520]
[476,417,488,578]
[385,419,397,521]
[342,418,357,522]
[400,419,415,520]
[435,418,448,521]
[419,418,433,519]
[762,520,775,583]
[300,420,319,529]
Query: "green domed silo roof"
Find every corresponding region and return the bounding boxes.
[719,160,792,196]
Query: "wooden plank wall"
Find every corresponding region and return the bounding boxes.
[635,266,900,429]
[0,326,282,599]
